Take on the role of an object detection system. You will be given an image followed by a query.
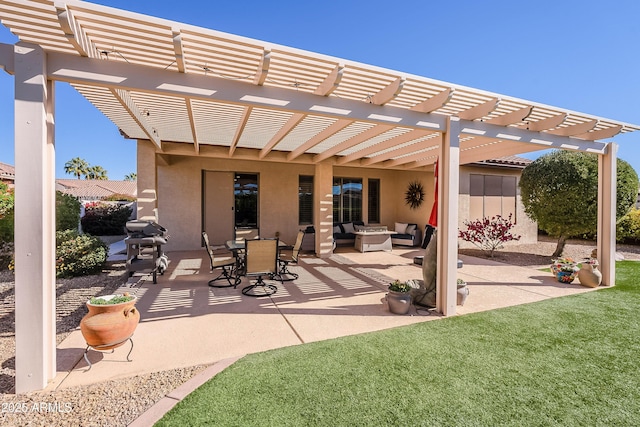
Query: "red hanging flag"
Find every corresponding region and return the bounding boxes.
[427,158,438,227]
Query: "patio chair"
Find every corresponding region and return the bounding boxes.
[202,231,240,288]
[242,238,279,296]
[276,230,304,282]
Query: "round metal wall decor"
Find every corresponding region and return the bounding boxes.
[405,181,425,209]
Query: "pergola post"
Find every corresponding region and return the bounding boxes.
[597,142,617,287]
[137,140,159,222]
[13,42,56,393]
[436,117,460,315]
[314,162,333,258]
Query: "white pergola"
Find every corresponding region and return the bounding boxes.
[1,0,637,392]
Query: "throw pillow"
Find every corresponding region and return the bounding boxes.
[395,222,408,234]
[406,224,417,234]
[342,222,355,234]
[333,225,341,234]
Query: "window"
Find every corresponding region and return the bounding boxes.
[469,174,516,220]
[368,179,380,223]
[333,177,362,223]
[299,175,313,225]
[234,173,258,228]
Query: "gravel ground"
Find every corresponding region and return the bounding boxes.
[0,262,207,427]
[1,238,638,426]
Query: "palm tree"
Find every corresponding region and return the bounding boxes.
[124,172,137,181]
[64,157,89,179]
[85,165,108,180]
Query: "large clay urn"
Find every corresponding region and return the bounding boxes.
[80,295,140,350]
[578,263,602,288]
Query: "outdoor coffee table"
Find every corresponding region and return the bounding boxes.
[353,231,396,253]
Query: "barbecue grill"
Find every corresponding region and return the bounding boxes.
[125,220,169,283]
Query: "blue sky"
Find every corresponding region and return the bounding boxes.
[1,0,639,179]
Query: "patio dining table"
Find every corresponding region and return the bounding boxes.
[225,239,289,277]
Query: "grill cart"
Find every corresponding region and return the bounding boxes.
[125,220,168,284]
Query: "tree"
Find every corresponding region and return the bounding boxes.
[85,165,108,180]
[459,214,521,258]
[124,172,137,181]
[519,150,638,257]
[64,157,89,179]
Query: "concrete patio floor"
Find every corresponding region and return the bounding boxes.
[47,246,597,392]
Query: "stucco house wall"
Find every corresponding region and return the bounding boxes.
[138,141,536,252]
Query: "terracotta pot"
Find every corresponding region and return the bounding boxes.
[80,295,140,350]
[387,290,412,315]
[578,263,602,288]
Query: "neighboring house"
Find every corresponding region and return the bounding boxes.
[0,162,15,188]
[55,179,137,201]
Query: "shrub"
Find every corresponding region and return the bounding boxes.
[56,191,81,231]
[0,183,14,243]
[617,207,640,244]
[81,202,132,235]
[103,193,136,202]
[459,214,521,258]
[0,241,13,270]
[56,230,108,278]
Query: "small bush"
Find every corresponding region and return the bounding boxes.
[0,241,13,270]
[617,207,640,244]
[0,183,14,243]
[56,230,108,278]
[103,193,136,202]
[81,202,132,235]
[56,191,81,231]
[459,214,521,258]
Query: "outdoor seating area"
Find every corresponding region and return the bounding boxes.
[47,246,598,392]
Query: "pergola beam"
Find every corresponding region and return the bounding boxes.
[546,119,597,136]
[336,129,435,165]
[313,64,343,96]
[229,106,252,156]
[44,51,448,132]
[55,3,99,58]
[172,29,186,73]
[410,88,452,113]
[287,119,352,161]
[185,98,198,153]
[575,124,622,141]
[253,49,271,86]
[312,124,395,163]
[371,77,405,105]
[459,119,607,153]
[527,113,566,132]
[259,112,305,158]
[110,88,162,148]
[458,97,499,120]
[486,106,532,126]
[361,135,440,166]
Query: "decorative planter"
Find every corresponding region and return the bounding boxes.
[578,263,602,288]
[457,283,469,306]
[556,271,577,284]
[387,290,412,314]
[80,295,140,350]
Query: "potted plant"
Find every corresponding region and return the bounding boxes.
[80,292,140,350]
[456,278,469,306]
[387,280,413,314]
[552,258,578,284]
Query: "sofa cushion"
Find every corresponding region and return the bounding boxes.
[342,222,355,234]
[406,224,417,234]
[333,225,341,234]
[395,222,408,233]
[333,233,354,240]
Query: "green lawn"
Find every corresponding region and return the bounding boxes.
[157,262,640,426]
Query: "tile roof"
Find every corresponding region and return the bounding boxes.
[55,179,137,200]
[0,162,15,180]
